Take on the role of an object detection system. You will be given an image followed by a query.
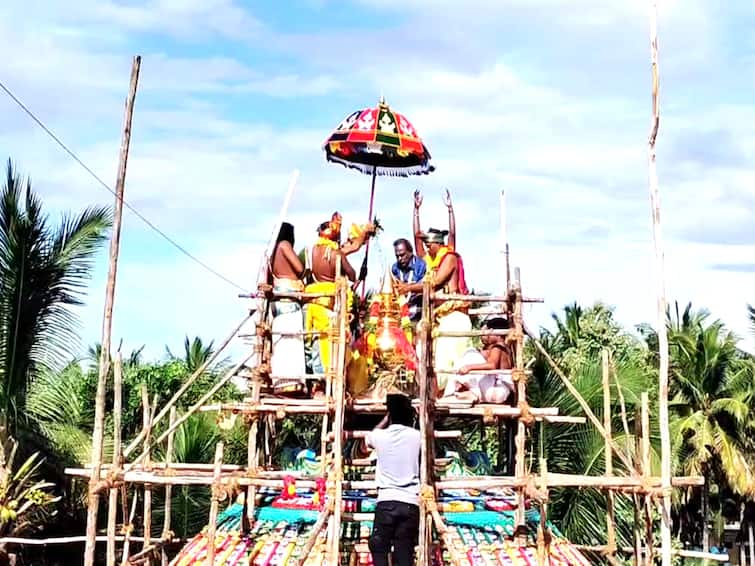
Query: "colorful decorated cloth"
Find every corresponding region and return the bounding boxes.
[323,99,434,177]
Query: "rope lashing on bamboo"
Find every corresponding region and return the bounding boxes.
[483,406,495,425]
[523,475,549,502]
[120,523,134,535]
[511,368,526,383]
[518,401,536,427]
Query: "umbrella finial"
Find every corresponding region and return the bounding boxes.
[379,92,386,106]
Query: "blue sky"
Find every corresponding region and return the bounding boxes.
[1,0,753,362]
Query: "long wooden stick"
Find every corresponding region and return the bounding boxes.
[107,354,124,566]
[418,280,432,566]
[294,509,331,566]
[245,379,260,527]
[328,279,348,562]
[160,407,176,566]
[641,393,653,566]
[85,55,141,566]
[524,325,636,472]
[603,350,617,557]
[207,442,224,565]
[512,270,527,539]
[140,386,153,564]
[123,313,251,458]
[646,2,672,565]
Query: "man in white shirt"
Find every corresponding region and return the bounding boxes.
[366,394,421,566]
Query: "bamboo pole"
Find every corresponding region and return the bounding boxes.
[123,313,250,458]
[646,2,672,565]
[536,458,549,566]
[140,386,153,564]
[121,490,139,565]
[107,354,124,566]
[160,407,176,566]
[207,442,224,565]
[84,55,141,566]
[641,393,653,566]
[432,292,543,303]
[245,378,260,528]
[603,350,616,558]
[418,280,432,566]
[294,509,332,566]
[524,325,636,472]
[512,270,527,540]
[749,522,755,566]
[328,278,348,563]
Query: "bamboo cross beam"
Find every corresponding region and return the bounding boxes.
[431,292,544,303]
[434,329,512,338]
[123,313,252,458]
[524,324,636,473]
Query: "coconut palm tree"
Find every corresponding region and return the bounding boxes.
[0,159,110,434]
[166,336,217,374]
[666,303,755,549]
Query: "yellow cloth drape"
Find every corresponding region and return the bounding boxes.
[304,281,353,374]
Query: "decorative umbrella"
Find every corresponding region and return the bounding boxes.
[323,98,434,295]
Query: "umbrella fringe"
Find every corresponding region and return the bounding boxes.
[325,155,434,177]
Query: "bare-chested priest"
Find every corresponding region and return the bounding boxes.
[304,212,373,376]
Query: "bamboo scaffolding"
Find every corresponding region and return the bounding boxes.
[127,352,254,469]
[124,313,252,459]
[107,354,124,566]
[524,324,637,473]
[85,55,141,566]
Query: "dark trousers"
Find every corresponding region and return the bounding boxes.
[368,500,420,566]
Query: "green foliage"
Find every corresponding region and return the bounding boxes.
[0,427,60,540]
[0,159,111,432]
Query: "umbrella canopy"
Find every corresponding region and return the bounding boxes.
[323,98,434,177]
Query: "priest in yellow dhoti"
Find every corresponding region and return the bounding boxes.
[304,213,373,375]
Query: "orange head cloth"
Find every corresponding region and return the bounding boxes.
[318,212,342,241]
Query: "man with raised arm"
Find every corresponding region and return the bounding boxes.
[304,212,374,378]
[397,189,471,395]
[367,393,421,566]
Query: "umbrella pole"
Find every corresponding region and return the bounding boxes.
[358,166,378,301]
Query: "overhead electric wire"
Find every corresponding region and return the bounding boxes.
[0,79,250,293]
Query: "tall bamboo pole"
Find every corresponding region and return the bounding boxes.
[603,350,616,557]
[106,354,124,566]
[84,55,141,566]
[646,2,672,564]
